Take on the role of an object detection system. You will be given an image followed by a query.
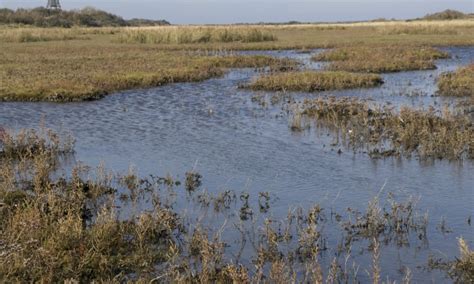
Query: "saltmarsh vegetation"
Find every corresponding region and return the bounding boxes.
[0,43,295,102]
[1,127,472,282]
[117,27,277,44]
[437,64,474,97]
[290,97,473,160]
[245,71,383,92]
[1,19,473,102]
[0,27,93,42]
[312,45,450,73]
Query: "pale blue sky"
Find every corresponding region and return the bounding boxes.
[1,0,473,24]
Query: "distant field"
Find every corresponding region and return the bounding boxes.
[1,20,473,101]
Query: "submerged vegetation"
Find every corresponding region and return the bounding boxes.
[437,64,474,97]
[429,238,474,283]
[312,46,449,73]
[290,97,473,160]
[246,71,383,92]
[0,128,472,282]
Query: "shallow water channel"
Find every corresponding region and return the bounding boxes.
[1,47,473,282]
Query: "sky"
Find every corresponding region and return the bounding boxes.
[1,0,473,24]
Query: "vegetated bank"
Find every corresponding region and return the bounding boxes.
[245,71,383,92]
[0,127,472,282]
[437,64,474,97]
[0,44,296,102]
[312,45,450,73]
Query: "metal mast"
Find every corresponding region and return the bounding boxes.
[47,0,61,10]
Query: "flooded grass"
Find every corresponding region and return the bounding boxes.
[0,128,472,282]
[437,63,474,97]
[429,238,474,283]
[312,45,450,73]
[245,71,383,92]
[292,97,473,160]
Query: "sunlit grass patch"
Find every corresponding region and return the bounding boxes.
[245,71,383,92]
[0,27,90,42]
[0,42,295,102]
[437,64,474,97]
[312,45,450,73]
[117,26,277,44]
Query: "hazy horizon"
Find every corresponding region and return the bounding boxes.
[1,0,473,24]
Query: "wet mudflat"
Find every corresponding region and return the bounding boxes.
[1,46,473,281]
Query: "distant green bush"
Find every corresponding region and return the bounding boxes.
[0,7,170,27]
[423,9,471,20]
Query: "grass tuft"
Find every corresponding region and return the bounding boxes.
[245,71,383,92]
[312,45,450,73]
[437,64,474,97]
[117,27,277,44]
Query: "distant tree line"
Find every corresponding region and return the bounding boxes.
[0,7,170,27]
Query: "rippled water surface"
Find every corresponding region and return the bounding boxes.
[1,46,473,282]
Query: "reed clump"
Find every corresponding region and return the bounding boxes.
[246,71,383,92]
[437,64,474,97]
[294,97,473,160]
[0,127,74,160]
[117,27,277,44]
[312,45,449,73]
[429,238,474,283]
[0,27,88,42]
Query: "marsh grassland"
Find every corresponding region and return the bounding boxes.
[1,19,473,102]
[312,46,450,73]
[1,15,474,283]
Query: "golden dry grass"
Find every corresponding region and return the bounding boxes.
[0,41,294,102]
[437,64,474,97]
[117,26,277,44]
